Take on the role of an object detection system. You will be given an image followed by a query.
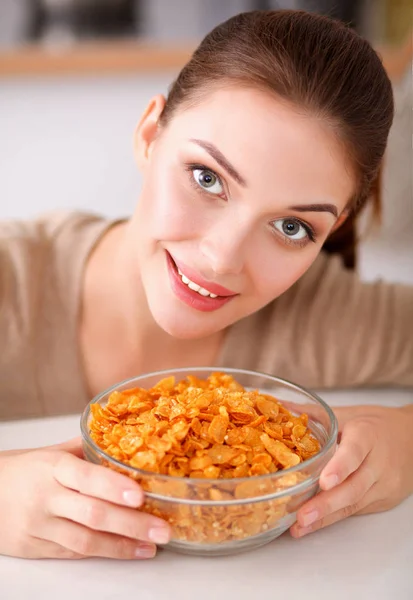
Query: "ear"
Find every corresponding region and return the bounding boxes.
[133,94,166,170]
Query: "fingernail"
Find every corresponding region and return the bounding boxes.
[135,544,156,559]
[123,489,143,507]
[148,527,170,544]
[301,510,318,527]
[296,526,313,538]
[323,474,339,491]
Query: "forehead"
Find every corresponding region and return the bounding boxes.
[163,86,355,210]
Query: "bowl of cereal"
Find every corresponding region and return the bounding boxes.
[80,368,337,556]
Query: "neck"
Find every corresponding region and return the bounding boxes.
[79,221,223,397]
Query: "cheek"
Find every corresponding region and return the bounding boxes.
[248,242,320,301]
[140,161,206,242]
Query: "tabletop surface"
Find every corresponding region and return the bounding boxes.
[1,387,412,600]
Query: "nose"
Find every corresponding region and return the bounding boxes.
[199,220,250,276]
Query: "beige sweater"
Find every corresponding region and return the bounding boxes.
[0,211,412,421]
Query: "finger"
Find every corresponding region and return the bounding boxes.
[52,452,144,508]
[49,489,171,545]
[333,405,383,425]
[332,406,362,427]
[293,458,377,534]
[319,419,375,491]
[5,438,85,459]
[53,437,84,458]
[352,487,395,516]
[290,491,371,538]
[26,537,85,560]
[42,517,157,560]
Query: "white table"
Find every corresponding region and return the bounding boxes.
[1,388,412,600]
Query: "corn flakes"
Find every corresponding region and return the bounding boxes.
[89,373,321,545]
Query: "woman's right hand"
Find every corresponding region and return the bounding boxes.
[0,438,171,559]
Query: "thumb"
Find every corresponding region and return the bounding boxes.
[332,406,369,429]
[51,437,84,458]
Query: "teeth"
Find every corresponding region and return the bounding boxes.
[198,288,211,297]
[188,281,200,292]
[177,267,218,298]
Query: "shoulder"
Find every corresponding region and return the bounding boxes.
[0,210,110,327]
[0,210,106,287]
[0,210,109,247]
[0,210,107,254]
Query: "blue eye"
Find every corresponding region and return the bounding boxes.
[192,168,224,195]
[272,218,308,240]
[271,218,316,245]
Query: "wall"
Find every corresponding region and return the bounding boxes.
[0,73,173,219]
[357,69,413,284]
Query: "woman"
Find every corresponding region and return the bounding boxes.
[0,10,412,560]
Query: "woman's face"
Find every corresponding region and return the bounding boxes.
[130,87,354,339]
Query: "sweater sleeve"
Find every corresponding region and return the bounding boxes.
[0,217,48,420]
[0,211,111,421]
[221,252,413,390]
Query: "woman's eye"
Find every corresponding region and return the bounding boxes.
[272,218,311,241]
[192,168,224,195]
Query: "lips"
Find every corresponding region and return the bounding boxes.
[165,251,237,313]
[172,256,237,298]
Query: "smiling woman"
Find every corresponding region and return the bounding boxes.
[0,9,412,561]
[123,78,358,341]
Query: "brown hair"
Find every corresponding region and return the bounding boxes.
[160,10,394,268]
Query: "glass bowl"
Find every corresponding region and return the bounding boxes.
[80,367,337,556]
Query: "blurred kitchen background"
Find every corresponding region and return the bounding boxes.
[0,0,412,283]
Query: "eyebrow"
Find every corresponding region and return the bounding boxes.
[288,203,338,218]
[189,138,247,187]
[189,138,339,218]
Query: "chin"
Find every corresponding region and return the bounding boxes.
[154,309,221,340]
[146,294,223,340]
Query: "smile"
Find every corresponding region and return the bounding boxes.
[177,268,218,298]
[165,251,237,313]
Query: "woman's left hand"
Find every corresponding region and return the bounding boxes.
[290,404,413,538]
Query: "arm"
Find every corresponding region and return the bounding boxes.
[259,252,413,389]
